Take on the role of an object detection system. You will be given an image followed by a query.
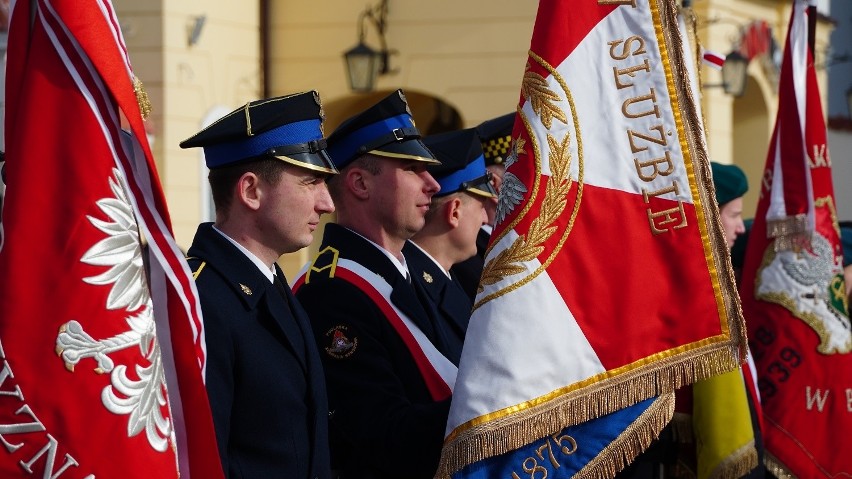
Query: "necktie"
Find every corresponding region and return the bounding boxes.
[273,273,291,306]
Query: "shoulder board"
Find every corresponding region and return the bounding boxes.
[186,256,207,281]
[304,246,340,284]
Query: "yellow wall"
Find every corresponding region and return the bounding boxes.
[115,0,262,250]
[113,0,834,275]
[266,0,537,275]
[267,0,536,127]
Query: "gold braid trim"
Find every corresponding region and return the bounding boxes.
[764,452,797,479]
[705,441,758,479]
[575,392,675,479]
[436,342,740,478]
[133,75,152,120]
[654,0,748,362]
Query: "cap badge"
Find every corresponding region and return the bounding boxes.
[325,325,357,359]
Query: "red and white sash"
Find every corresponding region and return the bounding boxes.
[296,259,456,401]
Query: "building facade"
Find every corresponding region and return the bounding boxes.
[81,0,844,275]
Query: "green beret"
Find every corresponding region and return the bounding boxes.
[710,162,748,206]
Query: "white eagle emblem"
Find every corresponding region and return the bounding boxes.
[756,231,852,354]
[55,168,172,452]
[494,139,527,227]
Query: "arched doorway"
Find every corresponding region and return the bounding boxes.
[732,75,771,217]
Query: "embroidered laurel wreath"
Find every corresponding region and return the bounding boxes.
[475,58,577,307]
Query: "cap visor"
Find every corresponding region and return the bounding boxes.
[275,149,338,175]
[369,138,440,165]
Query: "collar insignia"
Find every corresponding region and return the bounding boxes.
[239,283,252,295]
[422,271,433,284]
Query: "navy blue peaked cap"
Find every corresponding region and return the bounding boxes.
[476,113,516,166]
[424,128,496,199]
[179,91,337,174]
[326,89,439,169]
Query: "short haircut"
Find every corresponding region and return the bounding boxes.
[327,154,383,202]
[424,191,478,224]
[208,157,285,213]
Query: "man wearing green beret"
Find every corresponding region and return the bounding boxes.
[711,161,749,249]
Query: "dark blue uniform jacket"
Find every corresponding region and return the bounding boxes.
[188,222,330,479]
[295,223,451,479]
[402,240,470,366]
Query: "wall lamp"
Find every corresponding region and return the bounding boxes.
[343,0,396,92]
[704,50,749,97]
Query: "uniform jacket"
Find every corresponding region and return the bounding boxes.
[403,241,470,365]
[449,227,490,302]
[294,223,451,479]
[187,223,330,479]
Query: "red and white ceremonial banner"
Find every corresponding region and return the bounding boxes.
[0,0,223,477]
[740,0,851,477]
[437,0,747,476]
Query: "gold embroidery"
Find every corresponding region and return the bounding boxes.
[521,64,567,129]
[755,241,852,354]
[475,51,584,309]
[132,75,152,120]
[422,272,433,283]
[239,283,252,295]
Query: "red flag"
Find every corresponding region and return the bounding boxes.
[740,1,851,477]
[0,0,223,477]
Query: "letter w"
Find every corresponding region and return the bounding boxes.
[805,386,829,412]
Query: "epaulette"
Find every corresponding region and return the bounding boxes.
[304,246,340,284]
[185,256,207,281]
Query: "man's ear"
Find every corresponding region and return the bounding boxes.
[347,168,370,201]
[236,172,262,211]
[445,196,462,228]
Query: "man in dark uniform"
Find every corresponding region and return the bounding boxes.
[179,91,337,479]
[404,128,496,364]
[293,90,454,479]
[451,113,515,301]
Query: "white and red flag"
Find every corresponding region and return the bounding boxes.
[740,0,851,477]
[436,0,747,477]
[0,0,223,477]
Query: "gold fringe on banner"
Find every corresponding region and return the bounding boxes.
[436,342,742,479]
[435,0,748,476]
[575,393,675,479]
[767,214,811,252]
[706,442,758,479]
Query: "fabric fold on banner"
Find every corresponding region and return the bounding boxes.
[0,0,223,477]
[437,0,747,477]
[674,9,760,479]
[740,1,851,477]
